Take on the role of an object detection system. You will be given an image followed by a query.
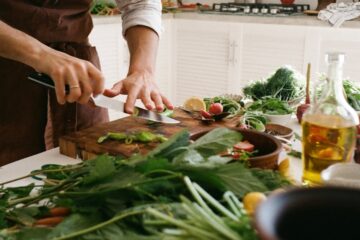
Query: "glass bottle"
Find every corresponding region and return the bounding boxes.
[301,52,359,186]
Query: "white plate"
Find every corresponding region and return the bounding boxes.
[263,113,292,125]
[321,163,360,189]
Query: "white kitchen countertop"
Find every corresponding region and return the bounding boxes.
[0,149,81,188]
[0,119,303,188]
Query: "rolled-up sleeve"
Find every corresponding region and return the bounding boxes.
[115,0,162,37]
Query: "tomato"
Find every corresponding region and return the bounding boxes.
[209,103,223,115]
[233,141,254,152]
[200,110,212,119]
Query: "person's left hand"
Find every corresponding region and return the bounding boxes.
[103,70,174,114]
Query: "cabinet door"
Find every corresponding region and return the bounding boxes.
[317,28,360,83]
[239,24,307,87]
[155,19,174,102]
[89,21,125,89]
[174,19,233,105]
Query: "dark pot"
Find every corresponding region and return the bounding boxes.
[256,187,360,240]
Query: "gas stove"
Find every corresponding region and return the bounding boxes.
[203,3,310,16]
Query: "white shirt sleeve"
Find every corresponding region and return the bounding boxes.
[115,0,162,37]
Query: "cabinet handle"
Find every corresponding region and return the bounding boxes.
[228,42,234,64]
[232,42,238,64]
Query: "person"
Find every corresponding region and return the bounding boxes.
[0,0,173,166]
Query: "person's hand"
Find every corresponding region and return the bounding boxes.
[103,70,174,114]
[35,48,105,105]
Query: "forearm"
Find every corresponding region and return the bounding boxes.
[0,20,50,71]
[125,26,159,75]
[0,21,104,105]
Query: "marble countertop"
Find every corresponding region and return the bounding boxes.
[92,12,360,29]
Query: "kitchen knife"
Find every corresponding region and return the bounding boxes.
[28,72,180,124]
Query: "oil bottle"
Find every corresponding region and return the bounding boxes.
[301,53,359,186]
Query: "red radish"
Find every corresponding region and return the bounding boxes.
[233,141,254,152]
[209,103,223,115]
[200,110,212,119]
[238,124,248,130]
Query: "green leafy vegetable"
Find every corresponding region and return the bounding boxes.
[239,112,268,131]
[343,80,360,111]
[0,127,292,240]
[243,66,304,101]
[173,128,242,166]
[204,96,242,117]
[83,155,116,185]
[247,98,294,115]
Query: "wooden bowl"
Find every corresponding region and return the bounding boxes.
[256,187,360,240]
[265,124,294,140]
[191,128,282,169]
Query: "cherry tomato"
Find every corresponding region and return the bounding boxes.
[200,110,212,119]
[209,103,223,115]
[233,141,254,152]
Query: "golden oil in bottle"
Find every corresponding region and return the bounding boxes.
[302,115,356,185]
[301,53,359,186]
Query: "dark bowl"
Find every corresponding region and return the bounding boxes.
[191,128,282,169]
[256,187,360,240]
[265,124,294,140]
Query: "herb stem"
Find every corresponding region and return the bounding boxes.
[146,208,218,240]
[0,165,84,186]
[53,210,143,240]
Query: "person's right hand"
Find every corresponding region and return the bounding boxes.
[34,48,105,105]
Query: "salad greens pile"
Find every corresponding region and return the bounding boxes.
[343,80,360,111]
[204,96,242,117]
[239,112,268,132]
[0,128,290,240]
[243,67,305,102]
[247,98,294,115]
[91,0,119,15]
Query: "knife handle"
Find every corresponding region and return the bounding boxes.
[28,72,70,94]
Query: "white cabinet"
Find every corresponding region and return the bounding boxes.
[239,24,307,86]
[89,19,125,88]
[317,27,360,83]
[173,20,239,105]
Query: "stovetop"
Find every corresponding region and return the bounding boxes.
[201,3,310,17]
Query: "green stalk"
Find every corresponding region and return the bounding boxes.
[183,177,214,218]
[224,191,243,217]
[53,209,144,240]
[193,183,238,221]
[0,165,84,186]
[8,192,57,207]
[193,203,241,240]
[146,208,218,240]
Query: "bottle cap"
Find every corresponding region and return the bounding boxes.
[325,52,345,64]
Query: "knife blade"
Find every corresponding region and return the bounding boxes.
[28,72,180,124]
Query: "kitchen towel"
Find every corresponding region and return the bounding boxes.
[318,2,360,27]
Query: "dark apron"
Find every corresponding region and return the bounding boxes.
[0,0,109,165]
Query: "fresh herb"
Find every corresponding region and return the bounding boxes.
[243,66,305,101]
[204,96,242,117]
[0,128,291,239]
[91,0,119,15]
[146,177,258,240]
[247,98,294,115]
[239,112,268,131]
[288,149,302,159]
[343,80,360,111]
[173,128,243,166]
[98,131,168,144]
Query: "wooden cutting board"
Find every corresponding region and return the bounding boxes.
[59,108,240,160]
